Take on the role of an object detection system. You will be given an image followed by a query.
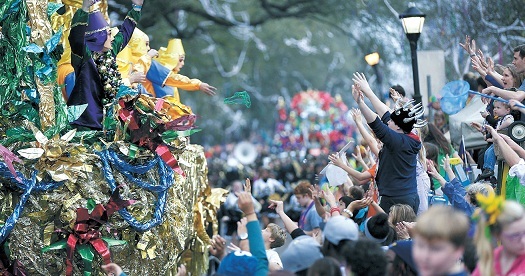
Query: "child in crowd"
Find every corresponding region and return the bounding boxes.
[477,100,514,180]
[472,198,525,276]
[412,205,470,276]
[236,218,287,272]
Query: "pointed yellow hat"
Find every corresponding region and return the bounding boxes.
[169,38,185,58]
[126,28,149,63]
[154,39,184,71]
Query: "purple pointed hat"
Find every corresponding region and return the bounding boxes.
[85,10,109,52]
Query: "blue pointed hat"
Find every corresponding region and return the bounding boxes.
[85,10,109,52]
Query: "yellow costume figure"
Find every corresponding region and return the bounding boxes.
[151,39,202,101]
[57,34,75,100]
[116,28,149,88]
[152,39,216,102]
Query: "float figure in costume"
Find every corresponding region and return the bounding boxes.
[67,0,144,130]
[57,37,76,101]
[116,27,153,92]
[151,39,217,102]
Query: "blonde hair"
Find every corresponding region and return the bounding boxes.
[388,204,417,226]
[267,223,286,249]
[474,200,525,276]
[412,205,469,248]
[465,183,493,207]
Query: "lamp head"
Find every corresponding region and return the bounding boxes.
[399,3,425,37]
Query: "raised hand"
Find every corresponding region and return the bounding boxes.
[352,72,371,94]
[227,243,242,252]
[459,35,476,56]
[485,125,500,143]
[350,108,363,124]
[442,154,455,178]
[308,185,321,201]
[487,57,495,74]
[237,217,248,236]
[268,200,284,214]
[471,56,487,76]
[129,71,146,84]
[351,85,364,103]
[426,159,439,178]
[352,147,364,164]
[243,178,252,194]
[390,87,403,102]
[470,121,483,132]
[477,49,488,68]
[237,192,255,215]
[199,83,217,96]
[320,189,336,207]
[209,235,227,260]
[347,197,371,213]
[328,153,346,168]
[147,49,159,58]
[175,264,187,276]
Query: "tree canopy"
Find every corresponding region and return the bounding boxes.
[109,0,525,145]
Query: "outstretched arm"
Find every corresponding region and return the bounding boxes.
[353,72,389,118]
[488,126,522,167]
[269,200,298,234]
[352,85,379,124]
[309,186,327,219]
[351,109,379,156]
[328,153,372,182]
[482,86,525,101]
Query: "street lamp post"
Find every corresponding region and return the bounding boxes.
[364,52,383,101]
[399,3,425,104]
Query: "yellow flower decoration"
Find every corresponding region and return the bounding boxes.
[476,191,504,225]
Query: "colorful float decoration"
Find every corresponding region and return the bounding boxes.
[274,90,354,153]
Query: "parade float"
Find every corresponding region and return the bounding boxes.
[274,90,354,154]
[0,0,224,274]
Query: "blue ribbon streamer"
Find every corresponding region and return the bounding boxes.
[96,150,174,232]
[0,163,65,243]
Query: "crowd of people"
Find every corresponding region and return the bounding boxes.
[55,0,525,274]
[190,39,525,275]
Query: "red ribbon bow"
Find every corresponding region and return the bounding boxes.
[65,190,134,276]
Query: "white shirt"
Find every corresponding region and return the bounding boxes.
[266,249,282,268]
[509,159,525,186]
[252,178,285,200]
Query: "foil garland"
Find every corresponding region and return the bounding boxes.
[97,150,174,232]
[0,166,65,244]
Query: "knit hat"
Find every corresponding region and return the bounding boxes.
[323,215,359,245]
[390,100,426,133]
[280,235,323,272]
[85,10,109,52]
[364,213,394,245]
[216,250,258,275]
